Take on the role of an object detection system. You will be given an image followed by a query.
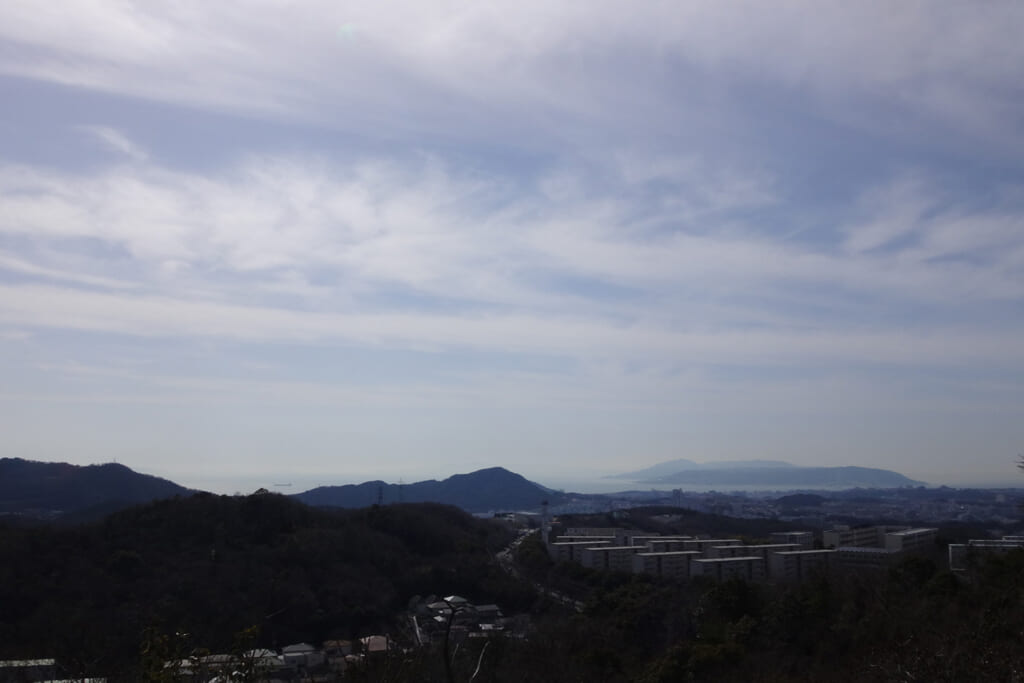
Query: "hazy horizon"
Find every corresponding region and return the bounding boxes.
[112,458,1024,497]
[2,3,1023,490]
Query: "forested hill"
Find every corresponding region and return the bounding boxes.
[294,466,567,512]
[0,492,523,680]
[0,457,192,518]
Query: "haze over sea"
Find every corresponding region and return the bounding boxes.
[174,467,1012,498]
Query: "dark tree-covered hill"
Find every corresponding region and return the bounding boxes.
[0,457,193,518]
[294,466,567,512]
[4,492,1024,682]
[0,492,524,680]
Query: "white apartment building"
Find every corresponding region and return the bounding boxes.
[691,556,765,582]
[629,535,673,547]
[552,535,615,544]
[548,540,611,563]
[614,529,648,545]
[769,549,836,581]
[632,550,703,579]
[949,537,1024,572]
[769,531,814,549]
[580,545,645,572]
[644,538,692,553]
[823,525,888,548]
[564,527,620,536]
[683,538,742,555]
[884,528,937,553]
[834,546,900,571]
[706,543,801,561]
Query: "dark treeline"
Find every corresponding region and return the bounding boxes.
[510,532,1024,682]
[3,497,1024,681]
[0,493,529,680]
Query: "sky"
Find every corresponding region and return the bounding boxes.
[1,2,1023,493]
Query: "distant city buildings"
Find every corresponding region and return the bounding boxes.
[547,524,940,583]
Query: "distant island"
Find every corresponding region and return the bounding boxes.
[610,459,925,489]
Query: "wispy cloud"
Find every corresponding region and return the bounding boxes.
[76,125,149,162]
[0,250,136,290]
[2,3,1022,152]
[6,153,1022,314]
[1,2,1023,486]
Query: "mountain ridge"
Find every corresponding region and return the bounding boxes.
[1,457,928,520]
[0,457,193,519]
[294,466,566,513]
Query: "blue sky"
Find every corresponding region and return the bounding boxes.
[1,2,1023,492]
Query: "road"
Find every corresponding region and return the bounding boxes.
[495,529,584,613]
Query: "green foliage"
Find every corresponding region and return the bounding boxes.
[517,547,1024,682]
[512,532,551,574]
[0,494,515,680]
[8,496,1024,682]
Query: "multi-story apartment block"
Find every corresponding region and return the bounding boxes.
[580,545,646,572]
[769,531,814,549]
[834,546,900,571]
[948,537,1024,572]
[613,529,647,545]
[629,535,672,547]
[769,549,836,581]
[823,525,888,548]
[564,527,620,537]
[644,538,692,553]
[552,535,615,544]
[691,556,765,582]
[632,550,703,579]
[824,525,937,555]
[682,538,742,555]
[706,543,801,561]
[548,540,611,563]
[884,528,937,553]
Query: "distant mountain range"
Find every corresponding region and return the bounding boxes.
[611,459,924,489]
[1,457,926,522]
[294,467,567,513]
[0,458,193,520]
[0,460,566,519]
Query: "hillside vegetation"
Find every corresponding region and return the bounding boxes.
[0,457,192,518]
[0,493,525,679]
[511,528,1024,682]
[3,498,1024,681]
